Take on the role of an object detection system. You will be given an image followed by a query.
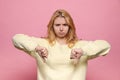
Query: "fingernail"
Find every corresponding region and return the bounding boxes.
[70,57,74,59]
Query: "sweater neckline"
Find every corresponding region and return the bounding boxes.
[56,41,68,47]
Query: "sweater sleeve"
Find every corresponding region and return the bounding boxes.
[80,40,111,59]
[12,34,46,57]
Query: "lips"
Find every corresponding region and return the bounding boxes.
[59,32,65,35]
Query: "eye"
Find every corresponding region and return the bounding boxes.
[63,24,68,26]
[55,24,60,26]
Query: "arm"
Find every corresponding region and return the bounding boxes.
[12,34,41,57]
[80,40,111,60]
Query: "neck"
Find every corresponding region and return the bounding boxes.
[56,37,67,45]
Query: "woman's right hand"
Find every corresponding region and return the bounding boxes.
[35,46,48,63]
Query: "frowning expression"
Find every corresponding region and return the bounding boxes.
[53,17,69,39]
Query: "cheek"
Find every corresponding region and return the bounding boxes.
[65,27,69,33]
[53,27,59,33]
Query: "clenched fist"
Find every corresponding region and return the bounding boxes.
[35,46,48,63]
[70,48,83,64]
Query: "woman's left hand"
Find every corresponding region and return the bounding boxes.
[70,48,83,64]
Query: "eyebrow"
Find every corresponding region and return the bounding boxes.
[54,23,67,24]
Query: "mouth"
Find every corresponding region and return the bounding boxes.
[59,32,65,35]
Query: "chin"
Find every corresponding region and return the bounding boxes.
[56,33,68,39]
[58,35,67,39]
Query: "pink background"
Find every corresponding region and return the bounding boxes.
[0,0,120,80]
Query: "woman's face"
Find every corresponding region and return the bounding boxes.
[53,17,69,39]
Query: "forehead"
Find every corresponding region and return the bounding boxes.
[54,17,67,24]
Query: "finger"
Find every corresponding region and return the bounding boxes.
[37,51,42,56]
[42,57,46,63]
[70,50,76,59]
[42,52,48,61]
[73,59,79,65]
[71,53,81,59]
[44,53,48,58]
[76,53,83,59]
[38,53,46,63]
[41,48,47,53]
[41,50,48,57]
[70,54,76,59]
[35,46,42,51]
[70,53,74,59]
[42,57,47,63]
[42,53,47,58]
[40,49,44,53]
[71,49,76,55]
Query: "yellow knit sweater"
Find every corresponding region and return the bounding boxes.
[12,34,111,80]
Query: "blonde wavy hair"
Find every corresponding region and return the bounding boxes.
[46,9,78,48]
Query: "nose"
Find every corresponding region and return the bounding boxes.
[59,26,63,31]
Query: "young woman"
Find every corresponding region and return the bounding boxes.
[12,9,111,80]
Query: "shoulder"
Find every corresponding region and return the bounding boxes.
[76,40,89,45]
[76,39,109,44]
[73,40,88,48]
[78,39,110,47]
[75,39,110,47]
[13,34,48,42]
